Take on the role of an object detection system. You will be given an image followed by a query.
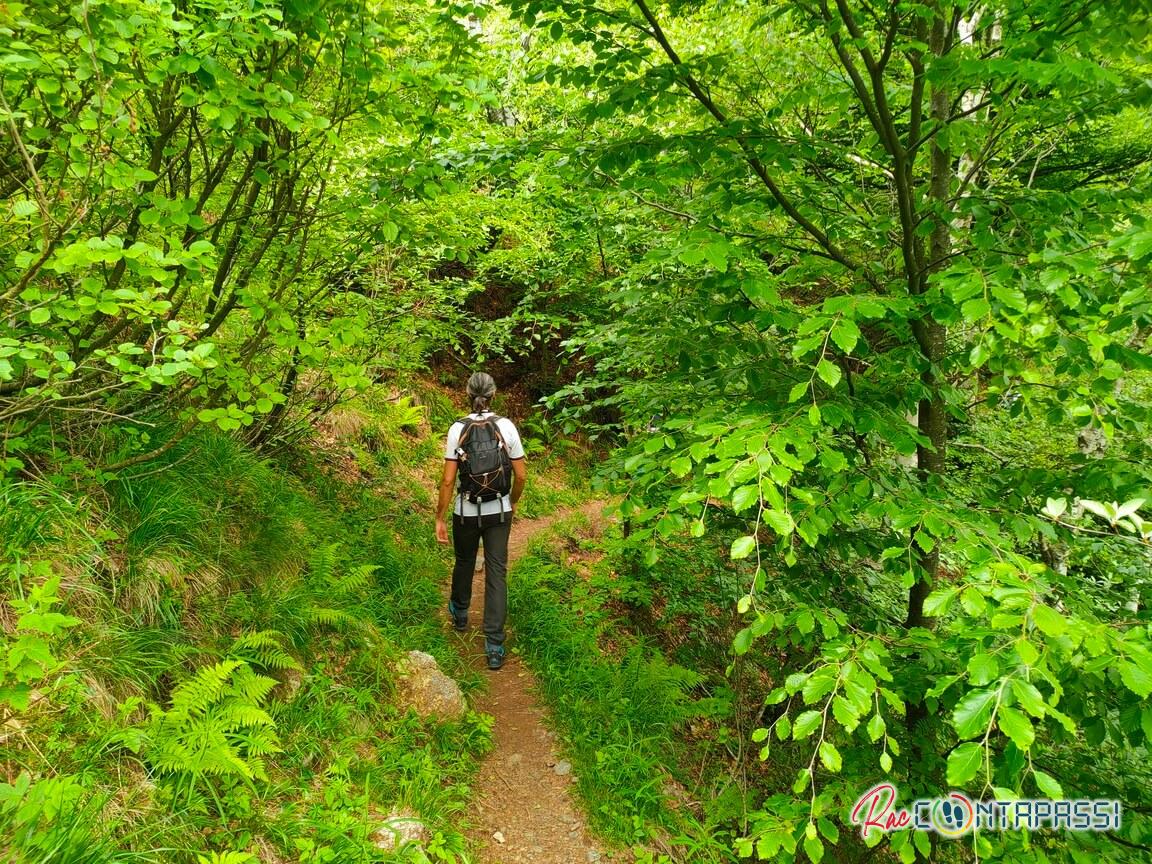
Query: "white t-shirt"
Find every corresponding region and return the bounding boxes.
[444,412,525,517]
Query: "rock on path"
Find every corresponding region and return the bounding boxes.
[396,649,467,721]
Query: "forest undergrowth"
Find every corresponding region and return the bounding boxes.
[0,383,552,864]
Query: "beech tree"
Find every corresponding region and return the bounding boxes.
[0,0,490,463]
[496,0,1152,859]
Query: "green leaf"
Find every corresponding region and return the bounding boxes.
[923,588,957,617]
[785,672,809,695]
[29,307,51,324]
[816,358,841,388]
[961,297,991,321]
[912,828,932,860]
[679,246,705,266]
[830,319,860,354]
[733,627,753,655]
[0,684,32,710]
[702,242,729,272]
[947,742,983,785]
[669,456,692,477]
[1010,679,1046,718]
[817,818,839,844]
[1031,604,1066,637]
[1116,498,1146,520]
[795,609,815,635]
[879,751,893,773]
[775,714,791,740]
[788,381,808,402]
[1080,499,1112,521]
[926,674,961,699]
[1033,770,1063,799]
[953,687,997,739]
[792,710,821,740]
[866,712,885,742]
[803,834,824,863]
[793,767,811,793]
[764,509,794,535]
[802,668,835,704]
[818,741,842,773]
[730,535,756,560]
[960,587,987,617]
[832,696,860,731]
[732,485,759,512]
[997,705,1035,751]
[1016,639,1039,666]
[1119,660,1152,698]
[967,653,999,686]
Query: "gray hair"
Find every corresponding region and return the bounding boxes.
[467,372,496,413]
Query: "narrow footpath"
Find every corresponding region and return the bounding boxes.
[459,500,608,864]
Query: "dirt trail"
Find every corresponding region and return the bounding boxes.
[460,500,608,864]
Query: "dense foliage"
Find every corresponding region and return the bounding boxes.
[0,0,501,464]
[3,0,1152,861]
[0,392,493,862]
[497,1,1152,861]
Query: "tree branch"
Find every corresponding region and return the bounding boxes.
[629,0,876,286]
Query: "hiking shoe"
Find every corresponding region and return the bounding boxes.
[448,601,467,632]
[486,644,505,671]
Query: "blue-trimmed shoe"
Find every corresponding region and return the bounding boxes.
[448,601,467,632]
[486,642,505,671]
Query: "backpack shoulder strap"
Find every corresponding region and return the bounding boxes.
[486,414,507,443]
[455,416,476,451]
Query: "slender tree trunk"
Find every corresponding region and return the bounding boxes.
[905,4,952,630]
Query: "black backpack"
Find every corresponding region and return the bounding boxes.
[455,415,513,504]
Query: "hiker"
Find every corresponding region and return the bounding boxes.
[435,372,526,670]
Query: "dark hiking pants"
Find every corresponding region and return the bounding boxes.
[450,512,512,647]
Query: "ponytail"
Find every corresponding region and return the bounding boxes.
[466,371,496,415]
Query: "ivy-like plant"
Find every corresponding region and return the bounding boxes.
[0,568,80,711]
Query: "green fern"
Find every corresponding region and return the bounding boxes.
[305,606,357,628]
[300,545,377,631]
[388,396,426,433]
[306,543,339,587]
[168,660,242,719]
[226,664,279,704]
[307,544,376,596]
[334,563,376,596]
[227,630,300,671]
[144,660,281,798]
